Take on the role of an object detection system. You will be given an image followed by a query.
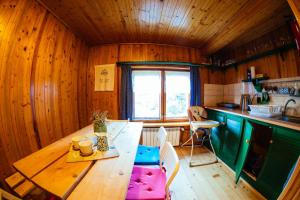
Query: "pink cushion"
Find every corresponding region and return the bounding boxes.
[126,166,166,200]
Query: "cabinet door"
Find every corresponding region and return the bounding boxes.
[210,112,226,156]
[257,127,300,199]
[235,120,253,183]
[221,114,244,169]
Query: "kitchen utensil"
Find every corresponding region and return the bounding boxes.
[217,102,240,108]
[261,91,270,104]
[240,94,251,111]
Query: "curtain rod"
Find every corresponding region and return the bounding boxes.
[116,61,212,67]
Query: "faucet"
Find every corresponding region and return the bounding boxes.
[282,99,296,117]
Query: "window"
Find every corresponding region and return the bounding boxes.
[132,69,190,121]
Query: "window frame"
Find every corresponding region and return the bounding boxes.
[132,66,190,123]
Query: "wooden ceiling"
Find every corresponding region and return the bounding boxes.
[38,0,293,55]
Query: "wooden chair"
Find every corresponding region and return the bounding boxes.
[160,142,180,200]
[126,142,180,200]
[134,126,167,165]
[5,172,35,198]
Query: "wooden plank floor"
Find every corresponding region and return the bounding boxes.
[170,147,266,200]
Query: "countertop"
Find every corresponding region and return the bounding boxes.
[206,107,300,131]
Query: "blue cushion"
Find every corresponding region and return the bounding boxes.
[134,145,160,165]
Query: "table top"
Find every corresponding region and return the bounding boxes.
[13,122,143,200]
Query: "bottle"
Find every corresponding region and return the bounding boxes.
[250,66,256,79]
[294,83,299,96]
[247,69,251,81]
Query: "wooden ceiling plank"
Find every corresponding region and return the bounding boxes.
[38,0,292,53]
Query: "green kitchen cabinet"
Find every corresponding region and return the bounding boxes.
[219,114,244,169]
[253,126,300,199]
[235,120,253,183]
[209,111,226,156]
[207,109,300,200]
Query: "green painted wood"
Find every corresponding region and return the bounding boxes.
[209,111,226,156]
[235,120,253,183]
[207,109,300,200]
[255,126,300,200]
[116,61,209,67]
[220,114,244,169]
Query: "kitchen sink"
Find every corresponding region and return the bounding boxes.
[278,116,300,124]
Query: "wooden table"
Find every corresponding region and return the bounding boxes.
[13,122,143,200]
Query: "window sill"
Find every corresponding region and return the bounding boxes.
[143,121,190,128]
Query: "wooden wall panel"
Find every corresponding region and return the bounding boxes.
[85,43,219,123]
[224,48,300,84]
[87,45,120,121]
[217,25,300,85]
[118,44,206,63]
[0,0,88,182]
[77,43,89,128]
[33,15,88,146]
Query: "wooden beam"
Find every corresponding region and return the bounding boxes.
[288,0,300,27]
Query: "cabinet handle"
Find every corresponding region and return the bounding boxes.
[246,139,250,144]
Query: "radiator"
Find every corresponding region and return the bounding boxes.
[142,127,180,146]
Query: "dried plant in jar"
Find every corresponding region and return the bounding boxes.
[92,110,108,133]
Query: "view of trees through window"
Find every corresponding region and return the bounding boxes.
[132,69,190,121]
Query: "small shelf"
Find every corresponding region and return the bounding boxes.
[259,76,300,84]
[242,77,269,83]
[242,77,268,92]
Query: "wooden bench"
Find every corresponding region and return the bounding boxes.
[0,188,21,200]
[5,172,35,198]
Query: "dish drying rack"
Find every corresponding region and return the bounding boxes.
[248,105,283,117]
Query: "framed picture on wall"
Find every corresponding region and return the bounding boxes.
[95,64,115,91]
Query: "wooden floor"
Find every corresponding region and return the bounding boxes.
[170,147,266,200]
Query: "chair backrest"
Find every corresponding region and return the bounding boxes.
[155,126,168,153]
[160,142,180,194]
[188,106,207,121]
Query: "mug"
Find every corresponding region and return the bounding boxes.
[79,140,94,156]
[72,136,85,150]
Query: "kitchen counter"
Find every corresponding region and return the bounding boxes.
[206,107,300,131]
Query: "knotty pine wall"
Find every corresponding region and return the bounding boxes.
[82,43,224,124]
[224,48,300,84]
[220,25,300,84]
[0,0,88,182]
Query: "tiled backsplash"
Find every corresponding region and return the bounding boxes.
[224,82,256,105]
[269,95,300,116]
[203,84,224,106]
[204,81,300,117]
[204,82,255,106]
[263,80,300,116]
